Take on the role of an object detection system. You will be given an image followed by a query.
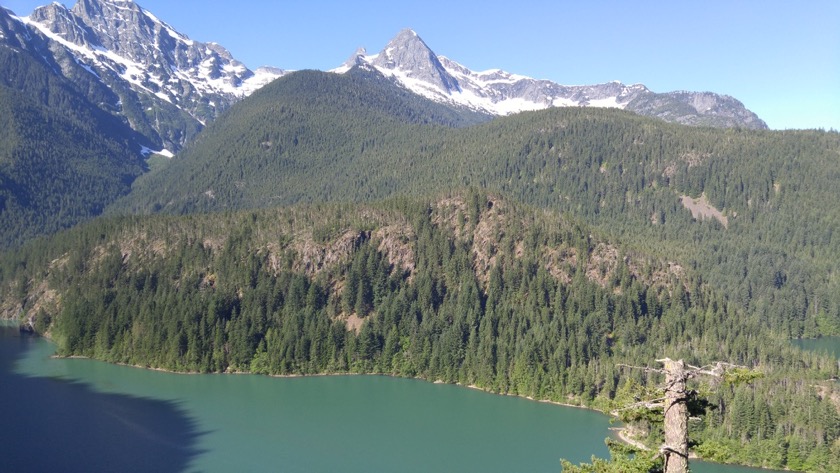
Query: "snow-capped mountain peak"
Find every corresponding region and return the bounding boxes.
[372,28,460,94]
[336,29,767,129]
[26,0,282,99]
[14,0,286,150]
[335,28,460,99]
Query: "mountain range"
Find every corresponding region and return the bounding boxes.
[335,28,767,130]
[2,0,764,159]
[0,0,764,246]
[2,0,284,153]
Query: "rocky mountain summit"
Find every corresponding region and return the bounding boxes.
[2,0,284,152]
[336,28,767,129]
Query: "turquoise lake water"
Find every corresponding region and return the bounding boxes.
[1,324,779,472]
[792,336,840,360]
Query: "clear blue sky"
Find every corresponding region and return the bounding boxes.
[4,0,839,130]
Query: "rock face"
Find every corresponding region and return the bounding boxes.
[30,0,279,97]
[369,29,461,94]
[337,28,767,129]
[4,0,285,152]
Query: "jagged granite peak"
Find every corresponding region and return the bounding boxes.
[341,47,368,69]
[370,28,460,94]
[28,2,98,48]
[70,0,189,64]
[339,29,767,129]
[0,7,34,48]
[11,0,287,151]
[30,0,268,92]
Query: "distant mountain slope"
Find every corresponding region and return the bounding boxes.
[108,67,490,214]
[0,6,161,248]
[0,0,289,247]
[113,67,782,220]
[336,29,767,129]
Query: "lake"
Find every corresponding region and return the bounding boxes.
[792,336,840,360]
[0,323,776,472]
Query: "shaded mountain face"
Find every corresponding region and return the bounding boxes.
[337,28,767,129]
[5,0,285,152]
[0,52,147,248]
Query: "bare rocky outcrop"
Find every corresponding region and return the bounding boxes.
[680,194,728,228]
[374,223,416,278]
[291,229,369,276]
[431,194,689,293]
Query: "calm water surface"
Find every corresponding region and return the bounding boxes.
[792,336,840,359]
[1,324,778,472]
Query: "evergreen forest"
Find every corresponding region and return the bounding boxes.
[0,46,148,247]
[118,70,840,342]
[3,192,839,471]
[1,68,839,471]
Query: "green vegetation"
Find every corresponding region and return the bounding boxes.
[2,65,840,471]
[116,70,840,342]
[0,46,148,248]
[2,192,838,471]
[561,440,661,472]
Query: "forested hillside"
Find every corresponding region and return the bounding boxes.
[2,192,838,470]
[116,68,840,341]
[110,67,489,214]
[0,45,148,248]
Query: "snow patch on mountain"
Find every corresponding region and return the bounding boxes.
[332,28,639,116]
[140,145,174,158]
[6,0,767,152]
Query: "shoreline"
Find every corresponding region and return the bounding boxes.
[52,351,608,413]
[52,353,639,432]
[42,344,785,471]
[54,351,640,445]
[48,353,655,457]
[610,426,649,451]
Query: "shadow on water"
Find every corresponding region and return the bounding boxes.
[0,325,206,473]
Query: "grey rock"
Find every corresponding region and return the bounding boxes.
[369,28,461,94]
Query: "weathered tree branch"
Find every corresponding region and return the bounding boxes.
[616,363,666,375]
[613,397,666,412]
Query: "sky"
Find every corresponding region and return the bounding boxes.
[3,0,839,131]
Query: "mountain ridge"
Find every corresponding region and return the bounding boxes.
[6,1,766,145]
[334,28,767,129]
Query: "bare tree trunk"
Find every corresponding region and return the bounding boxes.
[617,358,749,472]
[661,358,689,473]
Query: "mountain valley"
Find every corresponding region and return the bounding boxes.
[0,1,839,471]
